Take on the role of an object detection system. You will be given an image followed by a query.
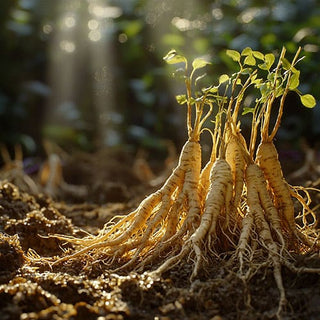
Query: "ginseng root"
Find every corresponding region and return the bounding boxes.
[256,141,320,248]
[49,139,202,268]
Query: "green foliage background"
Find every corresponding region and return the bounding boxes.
[0,0,319,156]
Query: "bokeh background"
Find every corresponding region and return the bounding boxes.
[1,0,319,161]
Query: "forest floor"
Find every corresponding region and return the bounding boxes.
[0,145,320,320]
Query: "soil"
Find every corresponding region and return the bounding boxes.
[0,147,319,320]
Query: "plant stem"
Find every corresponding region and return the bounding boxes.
[261,47,287,142]
[185,78,193,139]
[269,47,302,140]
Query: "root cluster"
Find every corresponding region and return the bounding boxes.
[29,47,320,318]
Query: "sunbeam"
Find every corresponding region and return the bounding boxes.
[45,0,123,149]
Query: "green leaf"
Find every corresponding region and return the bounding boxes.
[267,73,275,82]
[176,94,187,105]
[242,107,255,115]
[275,87,284,98]
[258,62,269,70]
[192,58,211,71]
[291,66,299,74]
[289,71,300,90]
[202,85,216,93]
[219,74,229,84]
[241,47,252,56]
[241,68,253,74]
[163,50,187,65]
[226,49,241,62]
[252,78,263,86]
[281,57,291,70]
[208,86,219,93]
[202,86,212,93]
[281,57,299,73]
[252,51,264,60]
[265,53,275,69]
[259,83,269,97]
[251,74,257,82]
[244,55,256,66]
[300,94,316,108]
[189,97,196,105]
